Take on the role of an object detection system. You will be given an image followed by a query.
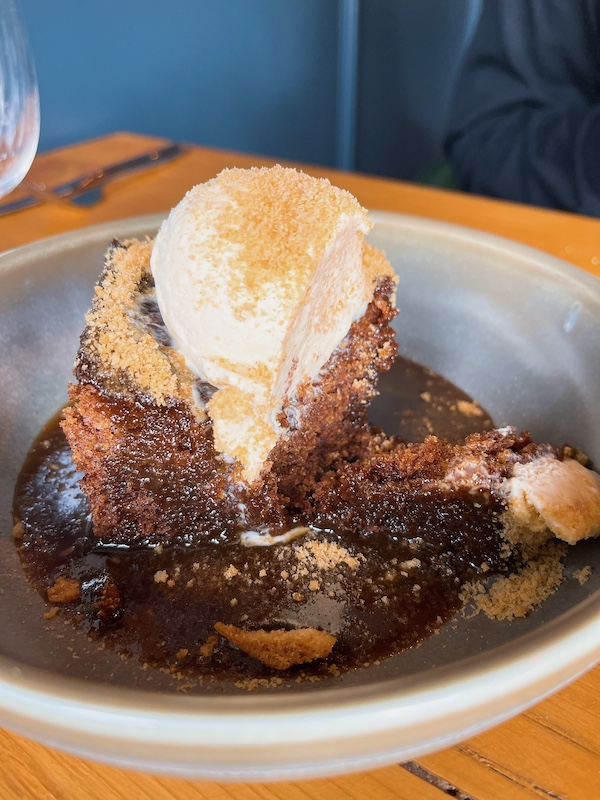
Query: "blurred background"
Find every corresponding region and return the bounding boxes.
[20,0,480,183]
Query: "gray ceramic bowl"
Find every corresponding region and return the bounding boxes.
[0,212,599,780]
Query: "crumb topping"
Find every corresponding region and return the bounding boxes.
[457,399,484,418]
[47,576,81,604]
[362,241,397,291]
[168,166,372,315]
[214,622,336,670]
[79,239,195,405]
[293,539,361,572]
[461,541,567,620]
[573,566,593,585]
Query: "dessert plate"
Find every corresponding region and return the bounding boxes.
[0,212,599,780]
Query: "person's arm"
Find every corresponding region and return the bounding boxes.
[444,0,600,215]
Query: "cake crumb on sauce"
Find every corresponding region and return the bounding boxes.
[457,399,484,417]
[47,576,81,604]
[461,541,567,621]
[12,521,24,539]
[215,622,337,670]
[224,565,240,579]
[294,539,361,572]
[573,566,593,585]
[198,635,219,658]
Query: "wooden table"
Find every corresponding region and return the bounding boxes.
[1,132,599,800]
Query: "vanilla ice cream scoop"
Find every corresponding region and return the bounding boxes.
[505,456,600,544]
[151,165,394,483]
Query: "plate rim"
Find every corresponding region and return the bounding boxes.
[2,208,599,292]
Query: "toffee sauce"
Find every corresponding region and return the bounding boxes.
[13,355,502,686]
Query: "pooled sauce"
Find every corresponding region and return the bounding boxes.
[13,355,502,687]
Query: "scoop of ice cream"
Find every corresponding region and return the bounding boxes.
[151,165,393,482]
[504,456,600,544]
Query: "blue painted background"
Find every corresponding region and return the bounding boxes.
[19,0,479,180]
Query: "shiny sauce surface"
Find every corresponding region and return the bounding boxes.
[13,355,500,687]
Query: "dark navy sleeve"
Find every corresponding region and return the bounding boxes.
[444,0,600,216]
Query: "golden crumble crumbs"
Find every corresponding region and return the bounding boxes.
[461,541,567,621]
[12,521,24,539]
[457,399,484,417]
[573,566,592,585]
[199,635,220,658]
[81,239,196,406]
[47,577,81,604]
[293,539,361,571]
[215,622,336,670]
[224,564,240,579]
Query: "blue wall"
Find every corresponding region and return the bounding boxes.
[20,0,479,181]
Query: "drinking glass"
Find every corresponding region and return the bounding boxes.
[0,0,39,199]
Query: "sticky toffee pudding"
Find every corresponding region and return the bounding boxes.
[12,167,600,687]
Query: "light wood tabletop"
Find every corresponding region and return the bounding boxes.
[1,132,599,800]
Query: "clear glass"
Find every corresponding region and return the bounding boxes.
[0,0,39,198]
